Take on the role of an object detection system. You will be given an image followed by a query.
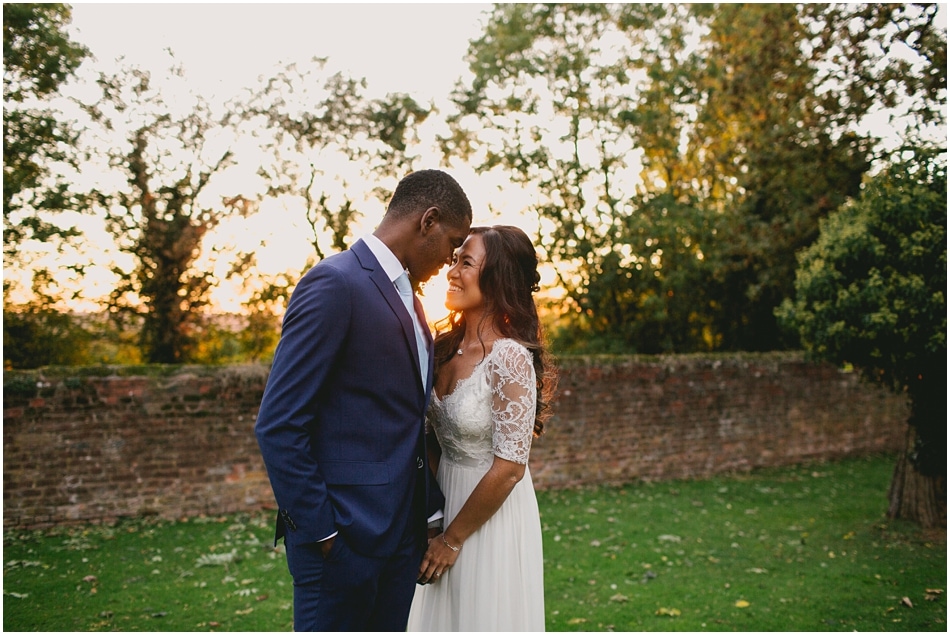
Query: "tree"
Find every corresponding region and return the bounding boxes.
[3,3,89,259]
[446,4,715,353]
[777,148,946,528]
[446,3,945,354]
[245,58,431,265]
[2,272,89,369]
[688,3,944,351]
[237,272,295,363]
[683,4,867,350]
[82,61,256,363]
[226,57,433,354]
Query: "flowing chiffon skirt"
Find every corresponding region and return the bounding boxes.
[407,455,545,631]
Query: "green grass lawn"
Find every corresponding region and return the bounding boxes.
[540,455,945,631]
[3,454,945,631]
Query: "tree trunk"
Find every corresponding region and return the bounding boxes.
[887,425,947,528]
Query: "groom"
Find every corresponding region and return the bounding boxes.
[255,169,472,631]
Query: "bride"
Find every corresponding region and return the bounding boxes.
[408,225,556,631]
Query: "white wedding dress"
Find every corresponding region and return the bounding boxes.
[408,338,545,632]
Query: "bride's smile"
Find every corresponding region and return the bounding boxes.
[443,233,486,313]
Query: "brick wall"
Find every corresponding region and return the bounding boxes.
[529,354,907,487]
[3,366,272,528]
[3,354,908,528]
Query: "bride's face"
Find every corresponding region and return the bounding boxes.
[444,233,485,313]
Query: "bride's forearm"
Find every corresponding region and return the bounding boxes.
[443,456,525,547]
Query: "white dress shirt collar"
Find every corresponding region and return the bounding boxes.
[362,233,406,284]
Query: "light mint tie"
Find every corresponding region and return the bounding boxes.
[395,271,428,388]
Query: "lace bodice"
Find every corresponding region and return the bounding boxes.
[428,339,537,468]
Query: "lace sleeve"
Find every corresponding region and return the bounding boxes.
[489,340,537,465]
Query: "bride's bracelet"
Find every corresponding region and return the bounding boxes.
[441,533,461,552]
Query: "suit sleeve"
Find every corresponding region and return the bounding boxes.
[255,264,351,546]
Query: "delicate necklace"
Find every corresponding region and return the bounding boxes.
[457,336,492,356]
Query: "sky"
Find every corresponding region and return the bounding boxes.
[60,2,521,318]
[68,3,492,106]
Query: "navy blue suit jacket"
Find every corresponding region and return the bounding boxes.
[255,239,444,558]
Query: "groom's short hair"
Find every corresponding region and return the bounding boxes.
[387,169,472,228]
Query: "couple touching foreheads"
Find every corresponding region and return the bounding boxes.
[256,169,555,632]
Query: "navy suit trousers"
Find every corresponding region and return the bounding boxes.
[286,516,424,632]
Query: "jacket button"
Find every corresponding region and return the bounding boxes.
[416,457,424,469]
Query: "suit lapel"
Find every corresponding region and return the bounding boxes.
[352,240,425,389]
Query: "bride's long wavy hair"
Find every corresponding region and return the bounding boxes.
[432,225,557,437]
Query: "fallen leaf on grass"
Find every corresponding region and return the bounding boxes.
[609,593,628,603]
[196,551,237,567]
[5,560,44,570]
[901,597,913,608]
[235,608,253,615]
[655,607,681,617]
[567,617,587,624]
[925,588,943,601]
[735,600,750,608]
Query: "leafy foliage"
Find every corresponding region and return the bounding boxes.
[447,3,946,354]
[686,3,875,350]
[3,3,90,259]
[6,48,423,365]
[777,149,947,480]
[80,59,257,363]
[3,295,89,370]
[244,57,431,263]
[2,298,148,370]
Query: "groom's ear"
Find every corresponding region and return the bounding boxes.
[419,207,440,235]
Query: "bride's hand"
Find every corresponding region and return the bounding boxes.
[417,532,461,584]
